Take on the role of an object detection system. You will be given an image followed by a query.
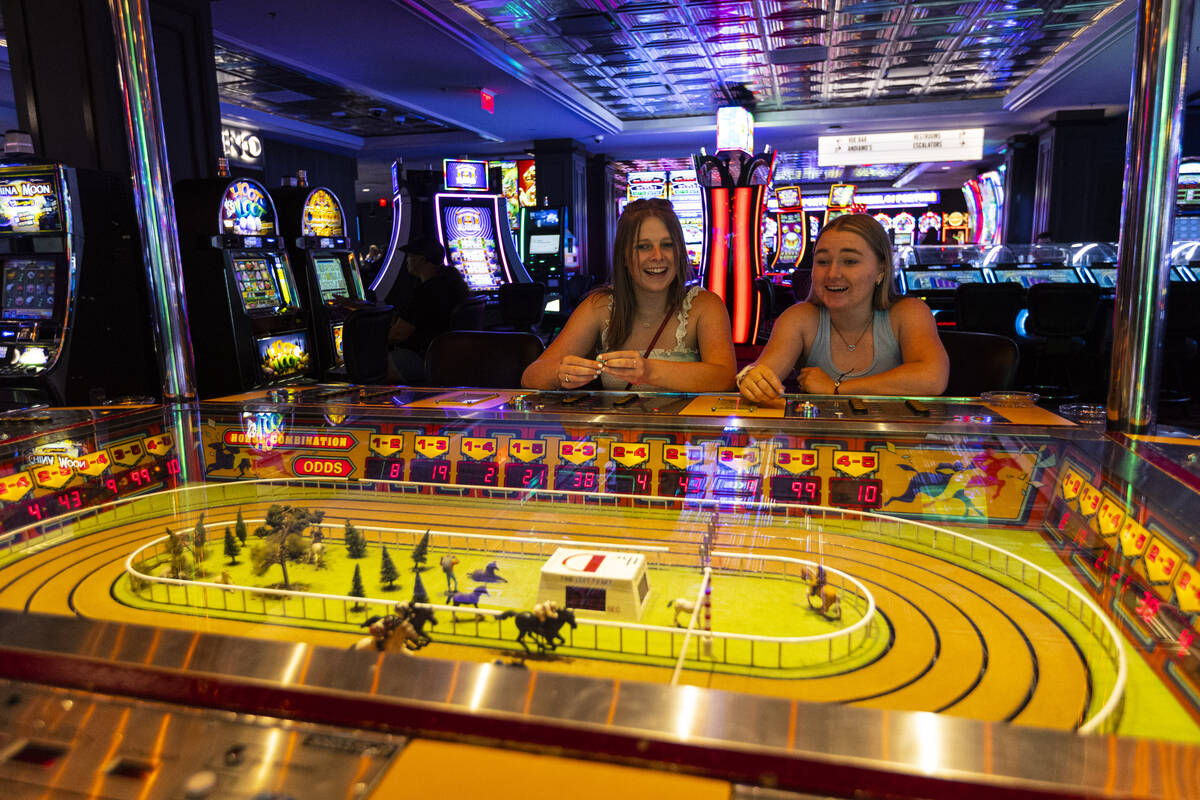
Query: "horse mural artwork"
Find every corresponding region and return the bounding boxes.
[498,605,578,654]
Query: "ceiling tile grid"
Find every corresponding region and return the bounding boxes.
[432,0,1125,119]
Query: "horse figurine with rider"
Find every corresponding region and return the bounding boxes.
[498,602,578,654]
[801,564,841,620]
[353,601,437,652]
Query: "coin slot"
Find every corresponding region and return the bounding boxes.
[5,740,68,767]
[106,757,156,779]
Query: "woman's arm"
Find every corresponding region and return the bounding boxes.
[821,298,949,396]
[521,293,605,389]
[737,302,816,403]
[597,290,737,391]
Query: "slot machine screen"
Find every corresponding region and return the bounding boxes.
[903,268,985,292]
[232,256,284,312]
[2,258,56,319]
[331,322,345,364]
[1091,267,1117,288]
[992,268,1080,288]
[0,174,61,233]
[828,184,855,207]
[256,331,310,380]
[313,256,349,302]
[444,159,489,192]
[528,234,561,255]
[444,204,503,291]
[1173,265,1196,282]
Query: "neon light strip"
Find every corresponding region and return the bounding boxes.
[731,188,754,342]
[709,188,730,301]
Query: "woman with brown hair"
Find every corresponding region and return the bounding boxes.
[736,213,948,402]
[521,198,736,392]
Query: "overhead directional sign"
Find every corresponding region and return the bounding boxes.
[818,128,984,166]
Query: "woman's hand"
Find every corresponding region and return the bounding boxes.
[797,367,836,395]
[595,350,650,387]
[737,364,785,405]
[557,355,602,389]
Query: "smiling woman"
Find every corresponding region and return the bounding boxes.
[521,198,736,392]
[736,213,948,400]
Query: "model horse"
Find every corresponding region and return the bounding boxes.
[667,597,700,627]
[468,561,507,583]
[448,586,490,607]
[808,584,841,619]
[497,606,578,654]
[354,602,437,651]
[352,613,421,652]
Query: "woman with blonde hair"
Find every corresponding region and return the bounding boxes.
[736,213,948,401]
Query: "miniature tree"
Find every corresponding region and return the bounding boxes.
[164,526,192,579]
[193,513,207,565]
[349,564,366,611]
[379,546,399,591]
[411,571,429,605]
[235,509,248,545]
[223,526,240,565]
[411,530,430,572]
[345,520,366,558]
[251,504,327,589]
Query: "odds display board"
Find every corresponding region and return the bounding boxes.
[200,416,371,480]
[538,547,651,621]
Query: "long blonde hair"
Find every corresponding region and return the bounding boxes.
[605,198,692,347]
[809,213,898,310]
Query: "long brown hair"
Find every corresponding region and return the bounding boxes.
[606,198,692,348]
[808,213,899,310]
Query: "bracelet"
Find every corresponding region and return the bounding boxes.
[833,370,851,395]
[735,364,756,388]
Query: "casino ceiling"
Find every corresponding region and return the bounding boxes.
[211,0,1196,180]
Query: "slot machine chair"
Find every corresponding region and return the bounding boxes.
[425,331,544,388]
[1163,282,1200,403]
[448,294,488,331]
[330,305,394,385]
[954,283,1025,337]
[494,281,546,335]
[1019,283,1102,402]
[938,331,1019,396]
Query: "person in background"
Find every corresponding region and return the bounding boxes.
[387,237,468,384]
[359,244,384,286]
[521,198,736,392]
[1035,231,1053,244]
[736,213,948,402]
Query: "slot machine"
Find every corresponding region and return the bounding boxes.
[769,186,806,277]
[273,182,370,375]
[519,205,566,307]
[433,159,530,297]
[174,176,313,397]
[0,147,157,406]
[823,183,857,227]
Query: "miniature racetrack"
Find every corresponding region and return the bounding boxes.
[0,489,1093,731]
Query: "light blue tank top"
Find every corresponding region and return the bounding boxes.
[804,306,902,379]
